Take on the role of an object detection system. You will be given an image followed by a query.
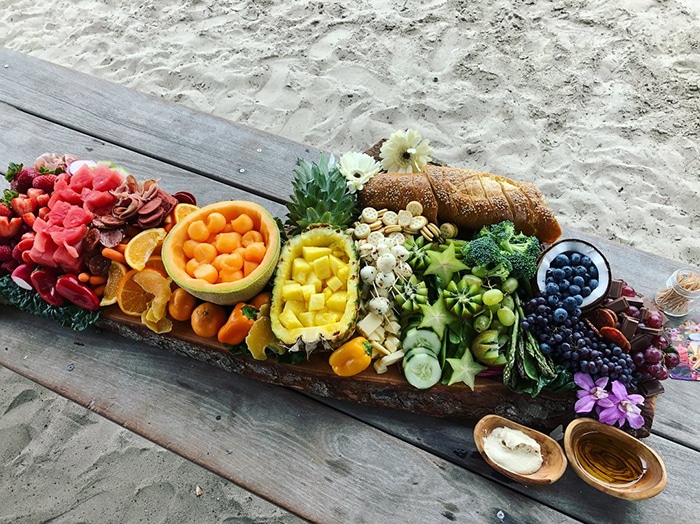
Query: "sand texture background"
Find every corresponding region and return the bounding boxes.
[1,0,699,522]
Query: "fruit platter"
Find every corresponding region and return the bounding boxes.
[0,131,677,439]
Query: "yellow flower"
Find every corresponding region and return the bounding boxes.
[339,151,381,193]
[379,129,432,173]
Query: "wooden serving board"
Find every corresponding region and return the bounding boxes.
[96,306,658,437]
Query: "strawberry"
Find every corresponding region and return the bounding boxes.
[0,244,12,262]
[31,174,57,193]
[0,202,12,218]
[5,164,37,194]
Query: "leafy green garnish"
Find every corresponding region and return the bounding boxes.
[0,275,100,331]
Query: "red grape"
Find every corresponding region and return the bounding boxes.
[621,284,636,297]
[644,346,663,364]
[651,335,669,350]
[625,305,641,318]
[646,311,664,329]
[664,352,680,368]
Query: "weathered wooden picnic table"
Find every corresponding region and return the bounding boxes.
[1,48,698,523]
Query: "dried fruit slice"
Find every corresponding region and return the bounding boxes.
[584,307,618,330]
[124,227,167,271]
[99,260,128,307]
[133,268,173,324]
[599,326,632,353]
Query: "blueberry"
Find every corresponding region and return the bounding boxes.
[550,268,565,281]
[589,266,598,278]
[570,252,582,265]
[563,265,573,277]
[581,286,592,297]
[553,307,568,322]
[553,254,570,267]
[573,294,584,305]
[574,265,587,277]
[545,283,559,296]
[562,296,578,311]
[540,343,552,355]
[581,255,592,267]
[572,275,585,287]
[589,279,599,290]
[547,294,560,306]
[568,284,582,296]
[558,281,570,293]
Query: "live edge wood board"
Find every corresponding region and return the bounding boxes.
[96,304,657,437]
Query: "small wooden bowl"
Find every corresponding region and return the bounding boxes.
[564,418,667,500]
[473,414,567,486]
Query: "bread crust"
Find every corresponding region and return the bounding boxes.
[358,166,561,243]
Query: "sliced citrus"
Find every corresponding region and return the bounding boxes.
[124,227,167,271]
[144,255,167,275]
[99,260,128,307]
[141,313,173,334]
[116,269,153,316]
[174,203,199,223]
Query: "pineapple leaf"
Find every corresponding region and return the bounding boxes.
[285,153,358,235]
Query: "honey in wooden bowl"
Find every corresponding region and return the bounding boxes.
[564,418,667,500]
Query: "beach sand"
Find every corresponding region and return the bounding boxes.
[1,0,699,521]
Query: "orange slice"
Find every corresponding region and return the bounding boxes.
[174,203,199,223]
[133,268,173,324]
[116,269,153,316]
[124,227,167,271]
[144,255,167,275]
[99,260,128,307]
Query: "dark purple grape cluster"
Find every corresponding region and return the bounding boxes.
[522,297,637,387]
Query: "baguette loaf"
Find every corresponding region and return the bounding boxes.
[358,165,562,243]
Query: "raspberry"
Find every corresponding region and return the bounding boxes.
[32,174,57,193]
[0,202,12,217]
[0,244,12,262]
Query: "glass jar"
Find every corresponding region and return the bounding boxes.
[654,269,700,318]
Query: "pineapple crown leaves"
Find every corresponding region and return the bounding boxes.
[285,153,358,235]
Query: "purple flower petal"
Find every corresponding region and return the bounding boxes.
[574,372,594,390]
[575,396,597,413]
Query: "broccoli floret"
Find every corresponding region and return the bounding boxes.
[462,236,513,279]
[476,220,541,279]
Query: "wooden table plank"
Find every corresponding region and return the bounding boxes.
[2,48,699,522]
[0,47,315,202]
[0,306,577,524]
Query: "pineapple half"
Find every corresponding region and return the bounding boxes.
[270,226,360,354]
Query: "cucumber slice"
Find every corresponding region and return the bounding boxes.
[403,346,436,363]
[402,328,441,356]
[403,353,442,390]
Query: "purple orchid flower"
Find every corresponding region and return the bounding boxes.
[597,380,646,429]
[574,372,613,414]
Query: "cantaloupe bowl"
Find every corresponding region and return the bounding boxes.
[161,200,281,305]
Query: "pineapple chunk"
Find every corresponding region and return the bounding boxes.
[315,311,340,325]
[326,275,344,292]
[327,291,347,312]
[336,265,349,284]
[281,282,304,302]
[329,254,347,276]
[323,287,333,301]
[306,272,323,292]
[298,311,317,328]
[292,258,312,282]
[311,255,332,280]
[279,304,303,329]
[308,293,325,311]
[300,284,316,303]
[302,246,332,262]
[286,299,306,316]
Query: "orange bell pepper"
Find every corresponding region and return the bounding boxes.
[217,302,257,346]
[328,337,373,377]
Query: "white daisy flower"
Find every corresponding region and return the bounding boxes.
[339,151,381,193]
[379,129,433,173]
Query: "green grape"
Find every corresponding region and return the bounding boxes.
[482,288,504,307]
[473,312,492,333]
[497,307,516,327]
[501,277,518,295]
[501,295,515,311]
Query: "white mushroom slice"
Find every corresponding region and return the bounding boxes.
[373,350,406,374]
